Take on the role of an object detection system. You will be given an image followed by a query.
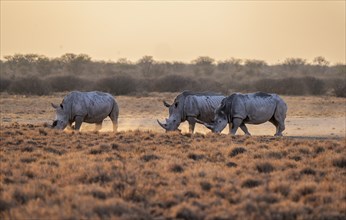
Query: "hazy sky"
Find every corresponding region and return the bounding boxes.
[1,1,345,64]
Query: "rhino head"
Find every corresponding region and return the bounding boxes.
[51,103,69,130]
[157,96,184,132]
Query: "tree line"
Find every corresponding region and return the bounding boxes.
[0,53,345,97]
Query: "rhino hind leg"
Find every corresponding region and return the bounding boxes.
[272,104,286,136]
[269,117,284,136]
[109,104,119,133]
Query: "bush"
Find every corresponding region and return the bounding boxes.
[94,75,137,95]
[194,78,224,93]
[332,79,346,97]
[0,78,11,92]
[253,77,326,95]
[303,76,325,95]
[47,75,91,92]
[8,76,50,95]
[153,75,197,92]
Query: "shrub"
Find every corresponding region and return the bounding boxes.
[303,76,326,95]
[47,75,91,92]
[241,179,262,188]
[153,75,197,92]
[0,78,11,92]
[141,154,160,162]
[229,147,246,157]
[333,157,346,168]
[94,75,137,95]
[194,78,225,93]
[8,76,50,95]
[256,162,275,173]
[169,164,184,173]
[226,161,237,167]
[332,79,346,97]
[300,168,316,175]
[253,77,326,95]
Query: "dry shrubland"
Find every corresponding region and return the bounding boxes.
[0,124,345,219]
[1,54,345,97]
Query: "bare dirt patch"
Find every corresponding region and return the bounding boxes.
[1,93,345,137]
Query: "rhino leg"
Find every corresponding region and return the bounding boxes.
[269,117,284,136]
[74,116,83,131]
[240,123,251,135]
[230,118,243,135]
[109,104,119,132]
[109,116,118,133]
[270,113,285,136]
[187,117,196,134]
[273,102,287,136]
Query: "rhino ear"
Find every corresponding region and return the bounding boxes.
[163,101,171,108]
[51,103,58,109]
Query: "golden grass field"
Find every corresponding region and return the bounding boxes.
[0,93,345,219]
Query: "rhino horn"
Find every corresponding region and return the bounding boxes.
[157,119,168,130]
[195,118,214,130]
[51,103,58,109]
[163,101,171,108]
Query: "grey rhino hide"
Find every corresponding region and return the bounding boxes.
[157,91,225,133]
[51,91,119,132]
[203,92,287,136]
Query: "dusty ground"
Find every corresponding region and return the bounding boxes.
[0,93,345,137]
[0,93,345,219]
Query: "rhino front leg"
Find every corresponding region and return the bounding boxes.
[74,116,83,131]
[230,118,242,135]
[187,117,196,134]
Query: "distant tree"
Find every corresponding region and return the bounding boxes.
[116,58,135,71]
[192,56,215,66]
[36,56,52,75]
[282,58,307,70]
[217,58,242,71]
[244,59,267,76]
[137,56,155,77]
[59,53,91,75]
[313,56,330,66]
[171,61,186,72]
[192,56,215,75]
[4,54,38,75]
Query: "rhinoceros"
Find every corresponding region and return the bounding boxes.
[157,91,225,133]
[196,92,287,136]
[51,91,119,132]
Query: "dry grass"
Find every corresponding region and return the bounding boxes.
[0,124,345,219]
[0,92,345,219]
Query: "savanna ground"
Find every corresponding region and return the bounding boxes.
[0,92,345,219]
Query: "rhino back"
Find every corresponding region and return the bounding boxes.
[233,93,277,124]
[184,95,224,122]
[67,91,115,123]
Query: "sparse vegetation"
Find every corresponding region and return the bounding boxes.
[1,123,344,219]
